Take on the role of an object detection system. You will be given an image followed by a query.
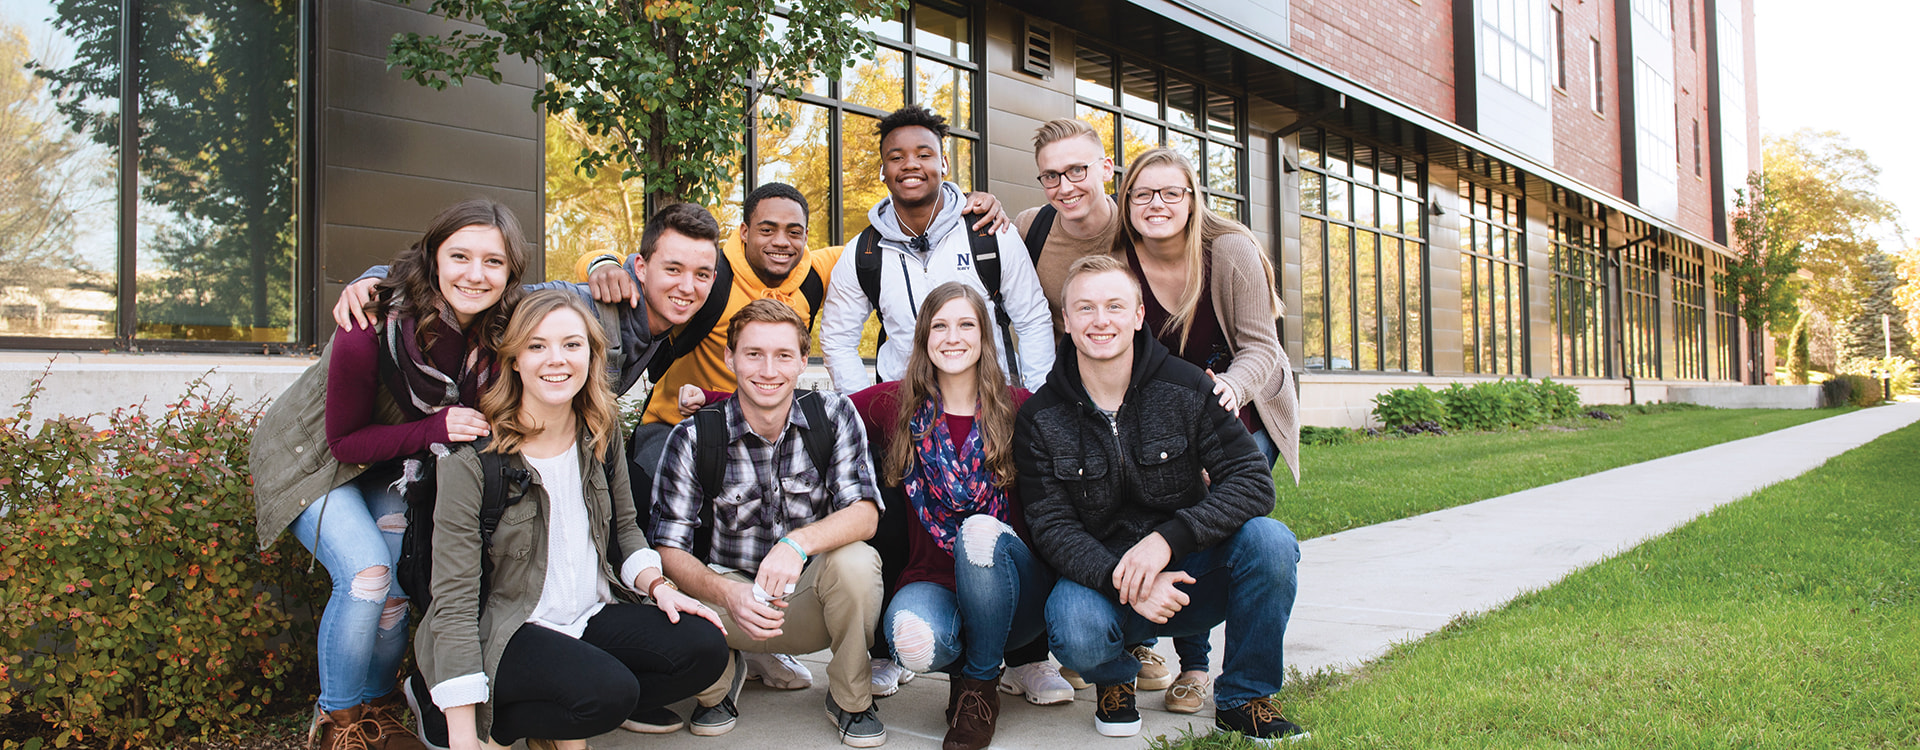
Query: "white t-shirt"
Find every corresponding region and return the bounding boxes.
[524,445,612,639]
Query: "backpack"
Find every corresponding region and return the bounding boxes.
[1021,204,1057,267]
[398,437,624,614]
[852,212,1022,386]
[676,390,837,561]
[650,253,827,383]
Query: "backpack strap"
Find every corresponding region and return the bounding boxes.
[691,406,728,561]
[1023,204,1057,266]
[964,212,1023,389]
[795,390,836,484]
[799,266,826,325]
[852,226,888,362]
[472,438,531,612]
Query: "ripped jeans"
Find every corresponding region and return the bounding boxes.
[289,480,410,712]
[885,515,1052,681]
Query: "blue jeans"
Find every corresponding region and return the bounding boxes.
[885,515,1052,681]
[289,480,410,711]
[1046,517,1299,709]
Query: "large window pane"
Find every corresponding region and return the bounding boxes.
[1120,61,1157,117]
[946,136,974,192]
[1207,143,1239,193]
[1167,131,1201,175]
[1329,225,1352,370]
[135,0,299,342]
[1077,103,1117,157]
[841,111,884,242]
[1122,117,1159,166]
[1357,231,1378,371]
[915,59,970,129]
[913,4,969,59]
[1302,218,1325,366]
[2,1,120,338]
[1165,77,1199,130]
[842,45,904,113]
[1075,48,1114,104]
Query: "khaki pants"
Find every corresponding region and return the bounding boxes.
[695,542,883,712]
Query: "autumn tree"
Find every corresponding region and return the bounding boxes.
[1,24,102,329]
[1762,130,1898,322]
[1725,171,1803,384]
[390,0,908,211]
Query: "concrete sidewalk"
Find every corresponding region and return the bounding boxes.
[581,403,1920,750]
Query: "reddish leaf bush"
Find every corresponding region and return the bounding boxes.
[0,376,327,747]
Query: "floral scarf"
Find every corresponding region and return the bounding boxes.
[901,396,1007,553]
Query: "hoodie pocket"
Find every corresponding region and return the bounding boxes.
[1136,435,1193,501]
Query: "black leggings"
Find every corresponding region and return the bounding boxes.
[489,603,728,743]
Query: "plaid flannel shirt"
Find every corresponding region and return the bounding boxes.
[649,390,882,574]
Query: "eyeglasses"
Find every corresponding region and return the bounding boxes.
[1037,161,1101,188]
[1127,186,1190,205]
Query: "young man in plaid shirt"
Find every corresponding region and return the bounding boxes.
[652,299,888,747]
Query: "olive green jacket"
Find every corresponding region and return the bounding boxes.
[250,339,407,549]
[415,428,652,742]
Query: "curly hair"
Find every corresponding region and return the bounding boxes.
[743,182,810,224]
[367,199,530,353]
[877,105,950,146]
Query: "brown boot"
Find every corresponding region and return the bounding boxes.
[942,674,1001,750]
[361,702,430,750]
[311,705,380,750]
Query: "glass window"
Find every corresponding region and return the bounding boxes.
[841,111,885,240]
[915,59,970,130]
[2,1,122,340]
[1548,193,1609,378]
[1620,227,1661,379]
[1074,42,1248,222]
[1121,61,1157,118]
[1458,174,1529,375]
[1298,128,1426,372]
[1075,48,1115,104]
[754,100,834,250]
[1166,77,1199,130]
[1481,0,1550,106]
[842,45,905,113]
[1670,243,1707,381]
[913,4,969,60]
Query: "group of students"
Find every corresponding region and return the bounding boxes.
[249,107,1306,750]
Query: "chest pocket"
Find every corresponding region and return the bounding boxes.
[491,498,540,561]
[1135,435,1192,501]
[1053,454,1109,481]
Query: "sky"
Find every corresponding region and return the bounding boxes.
[1754,0,1915,245]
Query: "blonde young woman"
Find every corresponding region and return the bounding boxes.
[1112,147,1301,711]
[416,290,729,750]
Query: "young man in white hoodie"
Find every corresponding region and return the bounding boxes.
[819,105,1055,393]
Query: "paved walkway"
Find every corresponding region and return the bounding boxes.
[582,403,1920,750]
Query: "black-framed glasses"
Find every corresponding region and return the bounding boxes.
[1127,186,1190,205]
[1037,161,1100,188]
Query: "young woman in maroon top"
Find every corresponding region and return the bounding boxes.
[276,200,529,750]
[846,282,1070,750]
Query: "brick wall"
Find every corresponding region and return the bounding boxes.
[1550,0,1624,197]
[1290,0,1457,120]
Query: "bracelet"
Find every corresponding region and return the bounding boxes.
[778,536,810,563]
[645,576,677,598]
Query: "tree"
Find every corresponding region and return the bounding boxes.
[1726,171,1803,385]
[1786,311,1810,385]
[1837,251,1913,364]
[390,0,909,211]
[1,23,108,333]
[1762,130,1898,322]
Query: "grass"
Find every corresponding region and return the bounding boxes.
[1276,405,1849,540]
[1226,416,1920,749]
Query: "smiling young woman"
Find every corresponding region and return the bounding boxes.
[416,290,730,750]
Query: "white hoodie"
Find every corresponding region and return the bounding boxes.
[820,181,1055,392]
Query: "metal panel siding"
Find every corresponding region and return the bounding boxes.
[1179,0,1289,48]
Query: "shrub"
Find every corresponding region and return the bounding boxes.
[1834,373,1882,406]
[1371,385,1446,430]
[1535,379,1583,420]
[1787,313,1811,385]
[1301,425,1368,446]
[1820,376,1854,407]
[1837,356,1916,398]
[0,376,327,747]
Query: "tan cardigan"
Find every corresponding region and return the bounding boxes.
[1171,232,1301,483]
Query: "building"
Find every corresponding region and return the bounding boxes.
[1,0,1762,426]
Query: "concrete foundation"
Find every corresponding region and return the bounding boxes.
[1667,384,1823,409]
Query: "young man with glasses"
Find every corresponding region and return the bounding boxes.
[1015,118,1124,333]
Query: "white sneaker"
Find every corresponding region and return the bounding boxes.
[998,661,1076,705]
[869,657,914,697]
[744,652,813,690]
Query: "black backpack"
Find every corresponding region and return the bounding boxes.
[852,212,1022,386]
[1021,204,1057,267]
[674,390,837,561]
[397,438,624,614]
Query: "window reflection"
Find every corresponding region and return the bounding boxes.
[913,4,968,59]
[754,100,834,250]
[1297,128,1426,372]
[1,2,120,339]
[842,46,904,113]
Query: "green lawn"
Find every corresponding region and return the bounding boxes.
[1237,417,1920,749]
[1277,406,1849,541]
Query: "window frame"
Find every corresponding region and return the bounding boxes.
[1296,127,1429,374]
[1070,41,1250,223]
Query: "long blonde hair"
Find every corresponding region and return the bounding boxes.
[1117,148,1281,354]
[883,282,1018,489]
[479,290,618,461]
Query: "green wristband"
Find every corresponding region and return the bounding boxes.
[778,536,809,562]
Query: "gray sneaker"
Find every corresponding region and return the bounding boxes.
[689,697,738,736]
[825,696,887,747]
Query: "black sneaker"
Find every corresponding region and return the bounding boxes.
[621,705,685,734]
[689,697,738,736]
[1214,696,1309,745]
[1093,682,1140,737]
[825,696,887,747]
[403,671,450,749]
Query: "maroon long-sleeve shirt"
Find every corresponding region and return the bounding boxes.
[324,321,487,465]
